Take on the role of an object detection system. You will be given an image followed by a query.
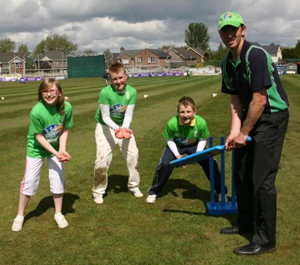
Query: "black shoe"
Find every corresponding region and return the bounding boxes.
[220,226,239,234]
[233,242,276,256]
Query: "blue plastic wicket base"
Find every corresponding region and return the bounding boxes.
[206,201,238,215]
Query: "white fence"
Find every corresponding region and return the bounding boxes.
[126,67,166,73]
[24,69,68,78]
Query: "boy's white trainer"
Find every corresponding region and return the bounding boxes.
[93,195,104,204]
[129,188,144,198]
[146,194,157,204]
[54,213,68,229]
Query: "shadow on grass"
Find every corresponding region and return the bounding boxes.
[162,208,237,224]
[106,174,131,194]
[24,193,80,224]
[159,178,211,201]
[160,179,236,223]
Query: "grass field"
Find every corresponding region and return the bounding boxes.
[0,75,300,265]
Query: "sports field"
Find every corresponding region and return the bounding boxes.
[0,75,299,265]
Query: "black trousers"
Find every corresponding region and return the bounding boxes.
[148,145,227,195]
[235,110,289,247]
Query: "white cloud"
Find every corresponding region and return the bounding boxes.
[0,0,299,53]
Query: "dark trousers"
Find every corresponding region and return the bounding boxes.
[235,110,289,247]
[148,145,227,195]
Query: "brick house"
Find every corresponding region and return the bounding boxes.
[166,47,205,68]
[0,53,26,75]
[117,48,169,69]
[36,51,67,73]
[186,47,205,64]
[167,48,196,67]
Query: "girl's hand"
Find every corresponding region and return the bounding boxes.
[58,151,72,162]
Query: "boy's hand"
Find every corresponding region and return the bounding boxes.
[115,128,124,139]
[176,155,187,168]
[122,128,133,139]
[115,128,132,139]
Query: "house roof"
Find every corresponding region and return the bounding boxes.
[168,48,196,59]
[147,49,168,58]
[187,47,205,57]
[0,53,25,63]
[118,50,141,58]
[8,56,26,64]
[118,49,168,59]
[262,43,280,56]
[40,51,67,61]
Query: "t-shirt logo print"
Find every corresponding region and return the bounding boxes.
[110,104,127,115]
[43,124,63,143]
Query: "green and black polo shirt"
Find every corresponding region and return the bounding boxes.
[221,40,289,113]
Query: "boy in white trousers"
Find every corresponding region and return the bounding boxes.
[92,63,143,204]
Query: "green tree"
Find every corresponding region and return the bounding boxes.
[281,47,296,60]
[184,23,210,50]
[204,49,213,62]
[157,45,175,52]
[25,52,35,69]
[213,42,228,60]
[103,49,111,58]
[0,38,16,53]
[103,49,113,66]
[294,40,300,58]
[82,48,97,55]
[18,44,29,54]
[33,34,77,57]
[34,40,47,57]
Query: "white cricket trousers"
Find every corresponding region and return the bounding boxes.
[92,123,140,197]
[20,156,65,196]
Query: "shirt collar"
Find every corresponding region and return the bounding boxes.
[240,40,251,59]
[111,84,126,94]
[179,117,196,126]
[227,39,251,67]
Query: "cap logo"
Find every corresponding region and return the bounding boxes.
[224,13,233,20]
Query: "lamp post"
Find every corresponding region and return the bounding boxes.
[37,53,40,72]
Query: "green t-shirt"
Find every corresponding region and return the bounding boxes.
[163,115,210,147]
[95,84,137,126]
[27,101,74,158]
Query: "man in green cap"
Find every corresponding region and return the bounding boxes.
[218,11,289,255]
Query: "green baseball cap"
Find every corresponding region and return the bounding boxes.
[218,11,244,31]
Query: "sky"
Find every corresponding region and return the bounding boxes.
[0,0,299,54]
